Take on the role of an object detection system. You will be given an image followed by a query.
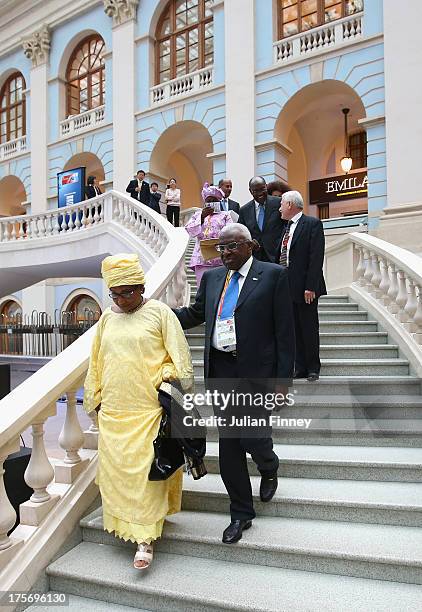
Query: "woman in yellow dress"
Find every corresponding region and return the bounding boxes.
[83,253,193,570]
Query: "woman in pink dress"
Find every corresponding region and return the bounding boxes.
[185,183,233,286]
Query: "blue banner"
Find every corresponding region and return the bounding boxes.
[57,167,86,208]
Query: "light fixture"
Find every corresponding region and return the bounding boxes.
[340,107,353,174]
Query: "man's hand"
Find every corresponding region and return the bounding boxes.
[304,290,316,304]
[273,384,290,412]
[135,186,141,192]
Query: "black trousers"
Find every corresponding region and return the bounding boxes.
[293,299,320,375]
[209,348,279,521]
[166,205,180,227]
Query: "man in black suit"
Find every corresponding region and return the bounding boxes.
[175,224,295,544]
[126,170,150,206]
[218,178,240,214]
[238,176,284,262]
[276,190,326,382]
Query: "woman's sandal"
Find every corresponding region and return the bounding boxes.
[133,542,153,570]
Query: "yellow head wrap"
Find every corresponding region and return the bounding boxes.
[101,253,146,289]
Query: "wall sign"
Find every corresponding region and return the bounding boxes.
[309,171,368,206]
[57,167,86,208]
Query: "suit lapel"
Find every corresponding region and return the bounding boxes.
[290,214,305,249]
[246,201,261,233]
[235,260,262,311]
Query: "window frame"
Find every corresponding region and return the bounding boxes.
[65,34,106,118]
[277,0,363,40]
[155,0,214,85]
[0,72,26,145]
[348,130,367,170]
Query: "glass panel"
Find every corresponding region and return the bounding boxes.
[325,1,342,21]
[204,53,213,66]
[282,0,297,6]
[189,28,199,44]
[10,119,16,133]
[283,5,298,21]
[1,95,6,108]
[176,34,186,49]
[9,107,16,121]
[176,11,187,29]
[189,57,199,72]
[160,39,171,55]
[176,48,186,66]
[160,18,171,37]
[160,69,171,82]
[189,43,199,60]
[302,12,317,29]
[176,0,188,12]
[205,21,213,37]
[346,0,363,14]
[187,6,198,24]
[176,63,186,76]
[301,0,317,15]
[205,0,213,18]
[10,89,16,104]
[204,36,213,55]
[160,54,170,70]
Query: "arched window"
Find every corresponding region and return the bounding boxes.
[278,0,363,39]
[67,294,101,324]
[0,299,22,322]
[66,35,105,117]
[348,130,367,169]
[0,73,26,144]
[155,0,214,84]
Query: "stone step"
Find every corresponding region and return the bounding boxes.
[192,376,422,397]
[319,294,350,302]
[318,311,369,321]
[320,321,378,332]
[191,359,410,377]
[203,442,422,481]
[27,594,145,611]
[318,302,359,311]
[81,508,422,585]
[188,344,400,359]
[319,332,389,345]
[181,474,422,527]
[47,541,422,611]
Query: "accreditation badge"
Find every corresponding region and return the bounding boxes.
[215,317,236,349]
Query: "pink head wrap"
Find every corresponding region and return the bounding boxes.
[201,182,224,203]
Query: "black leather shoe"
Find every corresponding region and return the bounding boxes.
[307,372,320,382]
[260,474,278,502]
[222,520,252,544]
[293,371,307,379]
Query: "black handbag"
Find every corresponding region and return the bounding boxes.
[148,412,185,481]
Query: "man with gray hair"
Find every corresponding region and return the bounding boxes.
[277,190,326,382]
[175,223,295,544]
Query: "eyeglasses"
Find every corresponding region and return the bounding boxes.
[109,289,137,300]
[215,240,249,253]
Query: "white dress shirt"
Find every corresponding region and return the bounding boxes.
[285,211,303,265]
[211,256,254,350]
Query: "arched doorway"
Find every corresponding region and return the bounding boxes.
[64,152,105,190]
[66,293,101,325]
[149,120,213,209]
[0,299,23,354]
[0,175,26,217]
[274,80,367,219]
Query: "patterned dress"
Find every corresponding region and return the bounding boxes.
[185,209,233,285]
[83,300,193,544]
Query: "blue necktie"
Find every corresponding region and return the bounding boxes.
[221,199,227,211]
[220,272,240,319]
[257,205,265,230]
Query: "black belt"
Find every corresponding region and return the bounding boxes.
[211,347,237,358]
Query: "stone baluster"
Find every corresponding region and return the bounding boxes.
[26,218,32,239]
[93,203,101,224]
[67,210,75,231]
[56,388,89,483]
[387,263,399,314]
[134,212,141,236]
[10,222,17,241]
[403,278,418,332]
[52,212,60,235]
[61,212,68,232]
[354,247,365,285]
[0,439,20,552]
[378,256,391,306]
[370,253,382,297]
[75,207,82,230]
[18,220,25,239]
[83,410,99,450]
[118,200,125,225]
[20,405,59,526]
[86,206,93,226]
[395,270,408,322]
[39,215,47,237]
[363,249,373,289]
[413,285,422,344]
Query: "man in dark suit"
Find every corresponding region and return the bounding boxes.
[276,190,326,382]
[218,178,240,214]
[175,224,295,544]
[126,170,150,205]
[238,176,284,262]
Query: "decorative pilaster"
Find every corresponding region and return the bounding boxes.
[103,0,139,26]
[22,26,50,214]
[22,26,51,68]
[255,140,291,184]
[104,0,137,190]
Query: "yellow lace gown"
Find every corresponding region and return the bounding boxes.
[83,299,193,544]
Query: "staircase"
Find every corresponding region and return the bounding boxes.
[27,241,422,611]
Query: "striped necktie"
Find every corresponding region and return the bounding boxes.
[279,220,293,267]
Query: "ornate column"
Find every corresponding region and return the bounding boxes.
[104,0,139,191]
[22,26,51,214]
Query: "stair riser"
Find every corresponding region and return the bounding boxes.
[319,334,388,345]
[189,347,400,359]
[320,323,378,332]
[204,455,422,482]
[319,296,350,303]
[181,491,422,527]
[48,577,224,612]
[318,304,359,311]
[192,363,409,377]
[81,527,422,586]
[319,313,369,321]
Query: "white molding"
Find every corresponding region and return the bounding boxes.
[135,83,225,118]
[358,115,385,128]
[255,139,292,156]
[0,295,23,311]
[206,151,226,160]
[60,287,103,312]
[47,120,112,147]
